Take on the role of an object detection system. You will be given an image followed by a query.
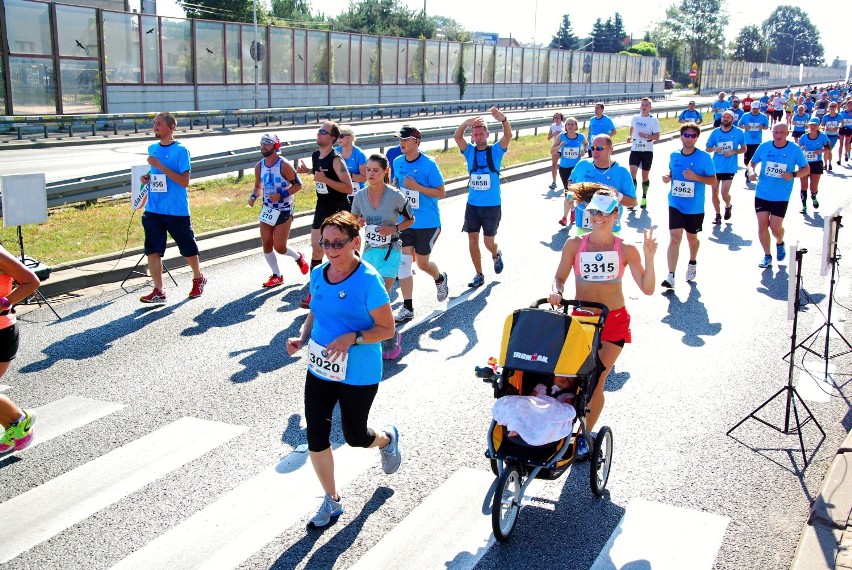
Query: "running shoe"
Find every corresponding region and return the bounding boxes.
[570,209,576,224]
[295,253,309,275]
[299,293,312,309]
[10,410,34,452]
[686,262,697,282]
[801,204,808,214]
[640,197,647,209]
[845,152,849,162]
[140,288,166,304]
[382,332,402,360]
[493,251,504,274]
[307,494,343,529]
[0,427,15,454]
[713,213,722,225]
[394,306,414,323]
[558,217,567,227]
[188,275,207,298]
[838,161,842,166]
[813,196,820,209]
[435,272,449,302]
[828,163,833,172]
[549,182,557,190]
[661,272,675,289]
[262,274,284,288]
[575,433,592,461]
[777,242,786,262]
[380,424,402,474]
[724,206,732,220]
[468,273,485,288]
[758,255,772,268]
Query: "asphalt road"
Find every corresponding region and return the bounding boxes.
[1,133,851,569]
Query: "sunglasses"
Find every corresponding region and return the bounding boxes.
[339,133,351,138]
[681,132,699,138]
[318,129,330,136]
[587,208,615,217]
[318,238,352,250]
[590,145,608,151]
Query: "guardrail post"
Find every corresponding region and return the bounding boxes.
[237,169,244,180]
[444,138,448,151]
[16,127,21,140]
[237,116,242,128]
[113,123,118,135]
[206,117,210,129]
[91,123,96,136]
[134,120,139,134]
[43,125,48,138]
[68,124,73,137]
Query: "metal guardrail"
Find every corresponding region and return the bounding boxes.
[0,91,667,141]
[43,98,702,210]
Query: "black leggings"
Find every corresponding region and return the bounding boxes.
[304,370,379,452]
[558,166,575,190]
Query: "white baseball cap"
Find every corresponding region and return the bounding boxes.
[587,193,619,214]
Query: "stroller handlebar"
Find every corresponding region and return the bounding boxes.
[531,298,610,320]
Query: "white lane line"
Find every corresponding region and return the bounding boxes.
[0,416,246,564]
[28,395,125,450]
[399,287,482,332]
[351,467,544,570]
[0,385,9,392]
[590,498,729,570]
[111,445,376,570]
[797,361,836,402]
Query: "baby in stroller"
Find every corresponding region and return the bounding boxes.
[493,374,579,446]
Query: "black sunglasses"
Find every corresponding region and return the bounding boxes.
[318,238,352,250]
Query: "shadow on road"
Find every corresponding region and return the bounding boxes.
[708,223,753,251]
[661,282,721,347]
[268,487,394,570]
[182,285,298,337]
[756,265,788,301]
[228,313,306,383]
[20,299,189,373]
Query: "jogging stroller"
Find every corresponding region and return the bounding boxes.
[476,299,614,541]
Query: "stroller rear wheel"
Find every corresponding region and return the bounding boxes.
[492,464,522,541]
[590,426,613,497]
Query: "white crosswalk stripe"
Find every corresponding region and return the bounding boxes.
[0,385,10,392]
[27,395,124,450]
[111,445,377,570]
[0,416,245,564]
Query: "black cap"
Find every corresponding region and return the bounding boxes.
[394,125,422,140]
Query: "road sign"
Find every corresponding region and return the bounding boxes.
[689,69,697,78]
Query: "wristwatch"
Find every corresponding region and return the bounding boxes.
[354,332,365,345]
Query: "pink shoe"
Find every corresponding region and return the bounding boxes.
[382,332,402,360]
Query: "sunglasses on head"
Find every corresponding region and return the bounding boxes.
[590,145,608,151]
[318,129,330,136]
[587,208,615,217]
[318,238,352,250]
[681,132,698,138]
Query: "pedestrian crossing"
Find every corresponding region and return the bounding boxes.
[0,394,730,569]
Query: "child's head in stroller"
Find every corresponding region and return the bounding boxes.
[531,375,577,405]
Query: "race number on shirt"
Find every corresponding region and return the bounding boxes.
[307,339,347,382]
[765,161,786,178]
[718,141,733,151]
[364,225,391,247]
[578,251,620,281]
[581,208,593,230]
[748,123,762,131]
[804,151,819,162]
[259,206,281,226]
[562,146,580,159]
[401,186,420,209]
[671,180,696,198]
[469,174,491,191]
[843,119,852,127]
[149,173,167,192]
[315,181,328,194]
[631,139,650,151]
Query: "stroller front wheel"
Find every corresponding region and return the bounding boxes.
[492,464,522,541]
[590,426,613,497]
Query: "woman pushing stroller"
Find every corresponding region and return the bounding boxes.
[548,183,657,456]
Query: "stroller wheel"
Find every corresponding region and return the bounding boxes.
[489,458,499,476]
[492,464,522,541]
[590,426,613,497]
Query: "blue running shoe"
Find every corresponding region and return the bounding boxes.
[380,425,402,474]
[758,255,772,268]
[493,251,504,274]
[308,494,343,529]
[468,273,485,288]
[777,242,786,262]
[576,433,592,461]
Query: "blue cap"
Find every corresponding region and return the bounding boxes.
[808,118,821,125]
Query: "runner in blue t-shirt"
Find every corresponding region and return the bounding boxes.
[334,126,368,194]
[821,102,842,169]
[839,99,852,165]
[678,101,703,124]
[798,118,831,214]
[737,107,769,183]
[790,105,810,142]
[660,123,716,289]
[587,102,618,157]
[138,112,206,303]
[454,106,512,288]
[711,92,732,127]
[705,110,746,224]
[554,117,587,227]
[390,125,449,323]
[747,123,810,268]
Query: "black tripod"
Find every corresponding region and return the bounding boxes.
[788,214,851,380]
[16,226,61,320]
[120,255,178,291]
[727,247,825,466]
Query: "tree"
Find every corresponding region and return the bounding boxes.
[550,14,578,50]
[763,6,824,66]
[588,13,630,53]
[730,25,765,62]
[612,13,628,51]
[430,15,468,42]
[650,6,687,82]
[624,41,658,57]
[270,0,316,25]
[656,0,727,75]
[177,0,263,23]
[831,57,845,69]
[332,0,436,39]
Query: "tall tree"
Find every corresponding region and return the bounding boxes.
[430,15,469,42]
[763,6,824,66]
[650,6,688,82]
[332,0,435,39]
[590,19,606,52]
[612,13,628,51]
[730,25,765,62]
[831,56,845,70]
[658,0,727,73]
[550,14,578,50]
[177,0,261,23]
[270,0,315,25]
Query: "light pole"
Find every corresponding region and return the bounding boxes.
[252,0,258,110]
